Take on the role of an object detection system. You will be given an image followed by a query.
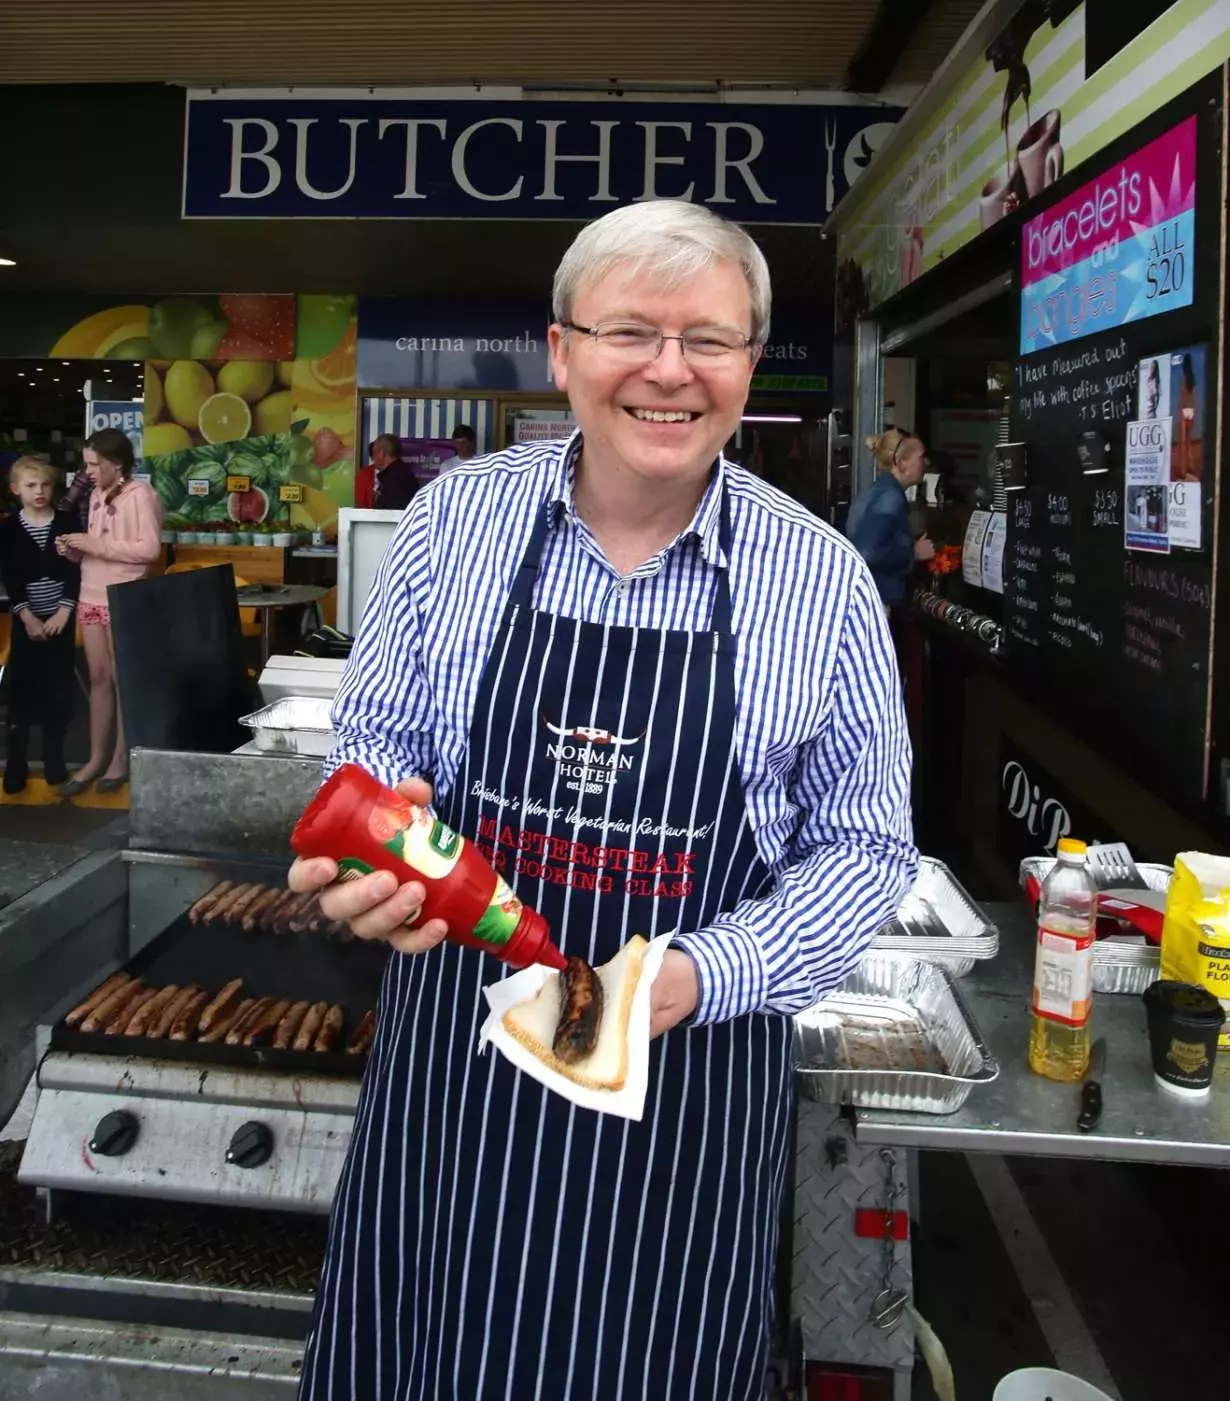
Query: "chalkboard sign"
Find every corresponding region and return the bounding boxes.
[1003,90,1220,805]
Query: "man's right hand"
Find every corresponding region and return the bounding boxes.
[914,534,936,562]
[287,775,451,957]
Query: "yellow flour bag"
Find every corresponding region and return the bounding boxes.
[1160,852,1230,1052]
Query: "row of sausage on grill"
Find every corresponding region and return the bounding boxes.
[65,972,376,1054]
[186,880,351,939]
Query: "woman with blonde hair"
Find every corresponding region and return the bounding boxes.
[844,427,934,606]
[55,428,162,795]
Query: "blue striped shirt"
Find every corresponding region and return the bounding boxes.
[328,434,918,1024]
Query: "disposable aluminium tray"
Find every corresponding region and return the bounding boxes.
[871,857,1000,977]
[239,695,335,757]
[1019,856,1171,995]
[794,954,999,1115]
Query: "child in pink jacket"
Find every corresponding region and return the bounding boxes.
[57,428,163,796]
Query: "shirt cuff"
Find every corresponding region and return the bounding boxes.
[12,602,29,615]
[672,921,769,1025]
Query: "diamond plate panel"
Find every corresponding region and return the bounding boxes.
[791,1099,915,1372]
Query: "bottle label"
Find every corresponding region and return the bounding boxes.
[1032,924,1094,1026]
[380,808,464,881]
[471,874,523,948]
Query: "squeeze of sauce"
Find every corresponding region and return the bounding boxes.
[292,764,566,972]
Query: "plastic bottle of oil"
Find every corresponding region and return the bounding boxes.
[1028,837,1097,1081]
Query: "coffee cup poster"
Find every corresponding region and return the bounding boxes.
[834,0,1230,318]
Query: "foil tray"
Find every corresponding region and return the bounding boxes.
[872,857,1000,977]
[239,695,335,757]
[794,954,999,1114]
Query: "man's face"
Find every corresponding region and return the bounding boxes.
[370,440,395,469]
[547,258,759,488]
[451,435,475,460]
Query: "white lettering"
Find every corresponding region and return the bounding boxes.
[452,118,524,201]
[290,117,366,200]
[378,117,447,199]
[222,118,281,199]
[537,120,618,202]
[707,122,774,205]
[636,121,695,201]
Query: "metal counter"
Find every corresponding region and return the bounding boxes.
[855,903,1230,1167]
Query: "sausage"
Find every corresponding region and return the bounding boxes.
[274,1000,311,1050]
[198,979,243,1035]
[288,895,323,934]
[258,888,300,932]
[346,1009,376,1055]
[243,998,291,1046]
[105,985,157,1035]
[188,880,233,925]
[199,997,254,1044]
[242,887,284,932]
[66,973,131,1026]
[227,997,274,1046]
[313,1004,344,1052]
[274,890,315,935]
[204,882,257,926]
[82,979,144,1034]
[148,984,201,1039]
[126,984,180,1037]
[293,1001,329,1051]
[169,989,211,1040]
[226,883,270,925]
[552,956,604,1065]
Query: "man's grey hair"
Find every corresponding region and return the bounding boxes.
[552,201,772,345]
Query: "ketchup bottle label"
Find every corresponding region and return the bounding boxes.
[386,809,465,880]
[472,875,522,948]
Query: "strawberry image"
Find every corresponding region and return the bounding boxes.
[313,426,347,469]
[219,294,295,359]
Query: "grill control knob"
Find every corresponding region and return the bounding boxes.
[227,1120,274,1169]
[90,1110,139,1157]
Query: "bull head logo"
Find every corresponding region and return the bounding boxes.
[540,711,644,747]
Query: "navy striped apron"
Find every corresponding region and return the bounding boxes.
[301,487,794,1400]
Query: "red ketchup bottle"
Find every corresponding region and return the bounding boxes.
[291,763,566,972]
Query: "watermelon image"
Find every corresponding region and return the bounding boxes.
[227,486,270,525]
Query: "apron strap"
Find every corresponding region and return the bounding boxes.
[508,478,734,637]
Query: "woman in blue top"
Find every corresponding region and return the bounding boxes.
[845,427,934,606]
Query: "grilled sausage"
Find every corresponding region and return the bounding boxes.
[198,978,243,1035]
[82,979,145,1034]
[242,886,284,932]
[244,998,291,1047]
[346,1009,376,1055]
[288,895,323,934]
[227,996,274,1045]
[66,973,131,1026]
[149,984,201,1039]
[552,956,604,1065]
[126,984,179,1037]
[226,883,270,925]
[274,890,316,935]
[106,985,157,1035]
[314,1004,344,1052]
[101,982,149,1034]
[188,881,233,925]
[274,1000,311,1050]
[200,997,254,1044]
[293,1001,329,1051]
[169,989,211,1040]
[259,888,300,932]
[204,882,257,926]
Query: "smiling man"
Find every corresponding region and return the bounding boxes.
[291,200,916,1401]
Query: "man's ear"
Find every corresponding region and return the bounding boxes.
[547,323,570,393]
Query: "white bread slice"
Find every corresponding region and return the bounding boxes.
[502,936,648,1092]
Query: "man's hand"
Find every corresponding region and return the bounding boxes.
[286,775,450,957]
[42,606,72,638]
[19,611,45,642]
[914,534,935,563]
[649,949,700,1039]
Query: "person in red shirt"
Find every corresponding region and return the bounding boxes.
[355,434,418,511]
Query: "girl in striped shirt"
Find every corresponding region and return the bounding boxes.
[0,457,80,793]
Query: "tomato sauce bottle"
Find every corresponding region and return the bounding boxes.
[291,763,566,971]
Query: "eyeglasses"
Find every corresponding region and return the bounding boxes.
[561,319,755,363]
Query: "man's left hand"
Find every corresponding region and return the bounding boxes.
[649,949,700,1039]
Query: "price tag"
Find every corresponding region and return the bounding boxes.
[278,483,303,504]
[227,474,251,493]
[187,478,211,497]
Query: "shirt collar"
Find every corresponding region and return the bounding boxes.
[546,430,728,569]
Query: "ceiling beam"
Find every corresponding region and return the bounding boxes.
[845,0,938,92]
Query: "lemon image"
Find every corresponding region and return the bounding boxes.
[217,359,275,403]
[144,365,164,424]
[198,393,252,444]
[275,361,295,389]
[143,422,193,457]
[164,360,215,428]
[254,389,294,436]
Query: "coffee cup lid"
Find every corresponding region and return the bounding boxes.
[1142,980,1226,1027]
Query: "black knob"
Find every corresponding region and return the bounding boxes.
[226,1120,274,1169]
[90,1109,139,1157]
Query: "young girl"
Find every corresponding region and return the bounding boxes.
[56,428,162,796]
[0,457,81,793]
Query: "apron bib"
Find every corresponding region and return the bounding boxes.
[301,488,794,1401]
